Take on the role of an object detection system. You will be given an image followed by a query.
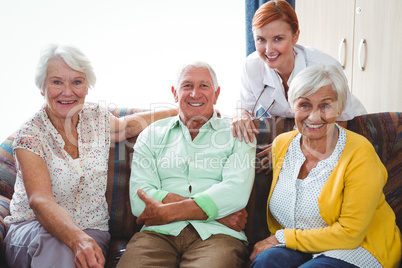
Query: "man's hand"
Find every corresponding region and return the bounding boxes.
[249,235,280,263]
[136,189,171,226]
[256,144,272,174]
[217,208,248,232]
[72,234,105,268]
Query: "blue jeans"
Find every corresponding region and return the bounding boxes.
[251,247,358,268]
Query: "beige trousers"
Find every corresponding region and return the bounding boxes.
[117,224,248,268]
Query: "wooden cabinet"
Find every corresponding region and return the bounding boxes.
[296,0,402,113]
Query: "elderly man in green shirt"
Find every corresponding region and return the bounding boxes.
[117,62,256,268]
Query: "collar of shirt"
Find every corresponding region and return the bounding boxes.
[168,111,222,132]
[41,104,85,149]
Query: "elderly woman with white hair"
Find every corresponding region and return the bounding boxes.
[3,44,177,268]
[249,65,401,268]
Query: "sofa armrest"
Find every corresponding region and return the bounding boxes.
[0,196,10,253]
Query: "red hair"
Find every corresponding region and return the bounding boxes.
[252,0,299,33]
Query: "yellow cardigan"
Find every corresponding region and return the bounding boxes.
[268,129,401,268]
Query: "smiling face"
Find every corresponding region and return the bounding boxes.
[253,19,299,75]
[293,85,341,143]
[172,66,220,127]
[42,57,88,121]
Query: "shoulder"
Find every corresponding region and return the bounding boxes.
[80,103,110,129]
[212,116,231,129]
[150,116,177,130]
[81,102,109,117]
[15,108,47,139]
[243,51,268,87]
[244,51,265,70]
[213,117,257,151]
[296,44,339,66]
[212,116,250,143]
[137,116,177,142]
[275,130,298,144]
[344,129,377,154]
[272,130,298,155]
[13,108,48,154]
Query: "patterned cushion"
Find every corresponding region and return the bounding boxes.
[0,133,17,199]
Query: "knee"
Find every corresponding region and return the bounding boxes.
[251,248,291,268]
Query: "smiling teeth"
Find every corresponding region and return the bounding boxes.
[60,101,75,104]
[189,103,203,107]
[267,54,279,59]
[306,123,324,129]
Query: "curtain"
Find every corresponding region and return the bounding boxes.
[245,0,295,56]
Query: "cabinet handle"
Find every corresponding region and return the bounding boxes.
[338,38,346,69]
[358,39,366,71]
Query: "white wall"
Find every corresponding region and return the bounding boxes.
[0,0,246,141]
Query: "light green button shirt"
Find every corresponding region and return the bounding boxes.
[129,113,256,243]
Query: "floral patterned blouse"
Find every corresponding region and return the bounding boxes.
[5,103,111,231]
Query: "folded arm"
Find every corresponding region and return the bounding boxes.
[136,189,208,226]
[151,192,248,231]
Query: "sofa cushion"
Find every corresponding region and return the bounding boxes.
[105,238,129,268]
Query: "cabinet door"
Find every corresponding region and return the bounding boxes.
[296,0,355,89]
[352,0,402,112]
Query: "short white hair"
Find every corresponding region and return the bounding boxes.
[174,61,219,91]
[288,65,347,111]
[35,44,96,92]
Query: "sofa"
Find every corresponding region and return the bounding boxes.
[0,109,401,268]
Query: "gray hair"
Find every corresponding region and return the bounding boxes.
[288,65,347,112]
[174,61,219,91]
[35,44,96,92]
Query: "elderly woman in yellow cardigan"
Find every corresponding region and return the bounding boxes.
[250,65,401,268]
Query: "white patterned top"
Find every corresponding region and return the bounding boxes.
[270,125,382,267]
[5,103,111,231]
